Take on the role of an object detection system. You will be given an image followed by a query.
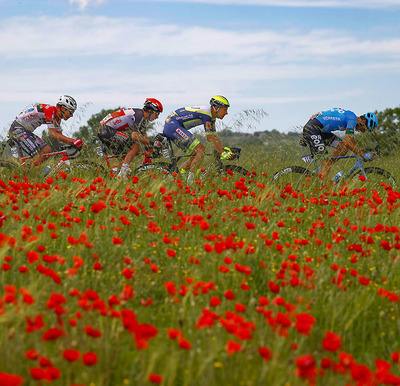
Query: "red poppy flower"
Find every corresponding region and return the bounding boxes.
[164,282,177,296]
[112,237,123,245]
[178,337,191,350]
[149,373,163,383]
[210,296,221,307]
[226,340,242,355]
[258,347,271,361]
[63,349,81,362]
[0,372,24,386]
[167,249,176,257]
[82,352,97,366]
[322,331,342,352]
[224,290,235,300]
[85,325,102,338]
[268,281,280,294]
[167,328,181,340]
[42,327,65,341]
[25,349,39,360]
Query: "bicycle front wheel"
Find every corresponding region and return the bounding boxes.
[272,166,314,188]
[135,162,174,177]
[353,167,397,189]
[0,160,21,179]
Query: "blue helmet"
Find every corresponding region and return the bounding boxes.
[362,112,378,131]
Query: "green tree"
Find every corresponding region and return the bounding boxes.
[374,106,400,154]
[376,106,400,135]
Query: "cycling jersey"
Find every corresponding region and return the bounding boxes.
[311,108,358,135]
[166,106,216,133]
[100,108,146,134]
[13,103,62,132]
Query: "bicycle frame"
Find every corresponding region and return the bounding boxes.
[156,137,233,175]
[18,149,72,176]
[95,151,153,175]
[300,153,370,187]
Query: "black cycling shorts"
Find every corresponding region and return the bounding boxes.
[301,118,341,155]
[9,121,48,157]
[98,125,133,154]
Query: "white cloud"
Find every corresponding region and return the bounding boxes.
[69,0,106,11]
[1,13,399,134]
[1,16,400,63]
[69,0,400,9]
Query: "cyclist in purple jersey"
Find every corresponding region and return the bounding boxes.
[300,108,378,179]
[163,95,234,184]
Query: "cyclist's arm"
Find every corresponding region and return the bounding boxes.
[48,126,76,146]
[344,134,365,158]
[205,121,224,154]
[206,133,224,154]
[132,131,151,148]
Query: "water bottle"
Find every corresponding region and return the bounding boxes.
[333,170,343,183]
[42,165,51,176]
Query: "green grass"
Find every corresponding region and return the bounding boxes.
[0,144,400,385]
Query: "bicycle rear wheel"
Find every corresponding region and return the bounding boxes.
[0,160,17,170]
[272,166,314,188]
[224,165,250,177]
[353,167,397,189]
[0,160,21,179]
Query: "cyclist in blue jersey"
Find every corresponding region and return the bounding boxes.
[163,95,235,184]
[300,108,378,179]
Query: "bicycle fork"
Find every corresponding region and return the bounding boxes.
[339,158,365,185]
[47,154,70,176]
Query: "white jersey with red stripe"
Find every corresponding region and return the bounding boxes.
[14,103,62,132]
[100,108,145,133]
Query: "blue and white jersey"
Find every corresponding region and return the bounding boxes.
[311,108,358,135]
[167,106,216,133]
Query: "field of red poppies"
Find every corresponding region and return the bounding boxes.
[1,157,400,385]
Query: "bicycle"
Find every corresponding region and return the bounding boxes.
[134,134,250,179]
[0,142,90,177]
[272,146,397,189]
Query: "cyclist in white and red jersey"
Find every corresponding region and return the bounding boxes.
[8,95,84,162]
[97,98,163,178]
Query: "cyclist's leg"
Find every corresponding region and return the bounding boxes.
[163,119,202,178]
[320,133,345,177]
[11,125,47,164]
[117,141,139,178]
[302,120,336,178]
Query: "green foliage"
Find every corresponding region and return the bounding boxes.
[374,106,400,154]
[0,137,400,385]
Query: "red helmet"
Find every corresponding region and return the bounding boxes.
[144,98,163,113]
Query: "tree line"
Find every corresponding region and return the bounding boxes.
[67,106,400,153]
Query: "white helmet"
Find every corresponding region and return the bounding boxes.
[57,95,77,111]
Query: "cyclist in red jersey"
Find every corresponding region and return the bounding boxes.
[97,98,163,178]
[8,95,84,163]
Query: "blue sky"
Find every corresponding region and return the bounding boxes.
[1,0,400,139]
